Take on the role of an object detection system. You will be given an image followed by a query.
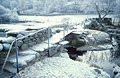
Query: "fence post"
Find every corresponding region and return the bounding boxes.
[48,27,50,57]
[63,23,65,40]
[67,21,69,33]
[76,22,77,31]
[0,41,15,74]
[15,39,19,73]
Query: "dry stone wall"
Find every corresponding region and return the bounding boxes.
[0,28,52,64]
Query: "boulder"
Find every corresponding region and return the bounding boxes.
[56,29,61,33]
[29,36,34,40]
[32,39,36,42]
[38,33,42,36]
[17,40,23,47]
[65,29,112,51]
[11,47,16,53]
[7,30,24,37]
[84,20,100,30]
[23,37,30,42]
[0,43,3,51]
[17,34,24,38]
[65,32,87,47]
[34,33,38,38]
[21,44,28,50]
[3,43,10,51]
[36,38,41,43]
[0,32,7,37]
[2,37,16,43]
[91,31,111,44]
[69,54,78,60]
[41,37,45,41]
[71,39,86,47]
[113,64,120,78]
[28,43,34,47]
[32,42,36,45]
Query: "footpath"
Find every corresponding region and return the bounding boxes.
[0,29,74,78]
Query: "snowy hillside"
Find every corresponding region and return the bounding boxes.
[16,53,110,78]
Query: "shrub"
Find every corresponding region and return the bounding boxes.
[0,5,19,23]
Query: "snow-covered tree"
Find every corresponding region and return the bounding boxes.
[115,0,120,17]
[1,0,116,15]
[10,0,19,10]
[0,5,19,23]
[0,0,19,23]
[91,0,115,25]
[80,0,95,14]
[0,5,12,23]
[33,0,43,11]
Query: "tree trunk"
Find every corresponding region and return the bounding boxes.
[98,12,102,26]
[95,3,102,26]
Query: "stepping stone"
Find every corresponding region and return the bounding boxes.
[8,54,37,68]
[4,63,18,74]
[19,49,40,58]
[31,42,53,52]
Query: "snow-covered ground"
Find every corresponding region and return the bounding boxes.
[15,53,110,78]
[0,15,115,31]
[0,15,117,78]
[0,15,86,31]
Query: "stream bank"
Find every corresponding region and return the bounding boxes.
[64,18,120,78]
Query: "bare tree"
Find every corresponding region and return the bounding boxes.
[93,0,114,26]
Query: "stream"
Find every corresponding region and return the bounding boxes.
[0,15,119,78]
[65,30,120,78]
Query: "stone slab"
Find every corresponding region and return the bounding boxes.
[0,71,10,78]
[8,54,37,68]
[0,32,7,37]
[4,63,18,74]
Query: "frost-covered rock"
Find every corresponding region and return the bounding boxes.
[113,64,120,78]
[0,43,3,51]
[21,44,28,50]
[13,60,27,68]
[7,30,24,37]
[17,34,24,38]
[84,20,100,30]
[65,32,87,47]
[17,53,110,78]
[2,37,16,43]
[17,40,23,47]
[56,29,61,33]
[8,50,39,68]
[65,29,112,51]
[3,43,10,51]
